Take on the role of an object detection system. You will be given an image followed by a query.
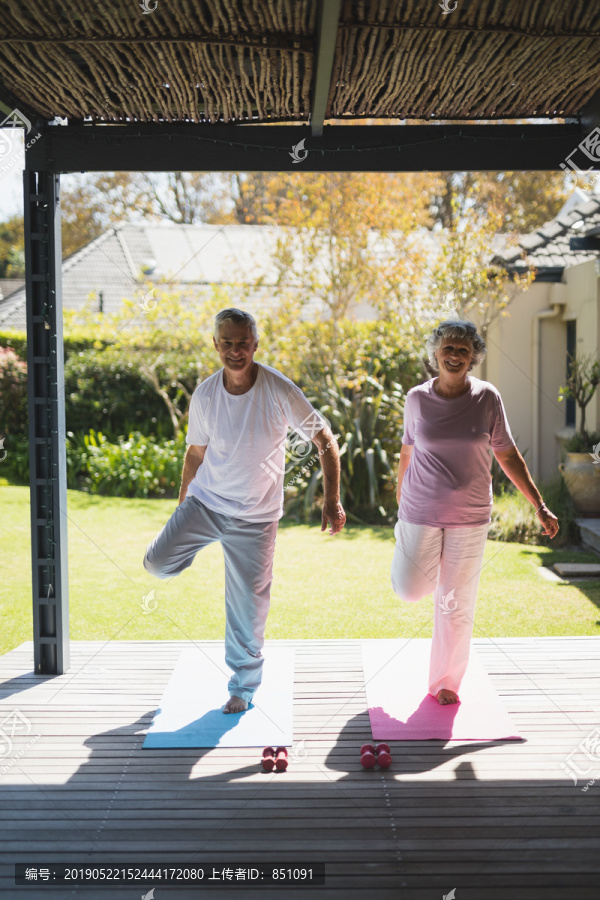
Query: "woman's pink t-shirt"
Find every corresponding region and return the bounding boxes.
[398,376,516,528]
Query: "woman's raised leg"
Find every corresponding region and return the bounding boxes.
[390,518,442,602]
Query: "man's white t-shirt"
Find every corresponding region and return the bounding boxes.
[185,363,327,523]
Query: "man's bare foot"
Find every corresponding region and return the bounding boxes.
[436,689,459,705]
[223,695,248,714]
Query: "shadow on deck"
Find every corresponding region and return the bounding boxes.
[0,637,599,899]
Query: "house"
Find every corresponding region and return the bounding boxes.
[1,221,445,328]
[0,222,295,330]
[480,193,600,484]
[1,201,599,489]
[0,278,24,303]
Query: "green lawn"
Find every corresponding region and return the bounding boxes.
[1,484,600,658]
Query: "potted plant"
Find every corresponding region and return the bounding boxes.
[558,352,600,515]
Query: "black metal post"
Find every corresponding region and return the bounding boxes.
[24,168,70,675]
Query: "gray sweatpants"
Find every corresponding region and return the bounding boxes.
[143,494,278,703]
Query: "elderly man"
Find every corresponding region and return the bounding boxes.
[144,308,346,713]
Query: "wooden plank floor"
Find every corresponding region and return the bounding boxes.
[1,637,600,899]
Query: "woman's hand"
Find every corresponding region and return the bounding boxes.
[493,447,560,540]
[537,505,559,539]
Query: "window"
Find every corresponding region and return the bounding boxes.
[565,320,576,427]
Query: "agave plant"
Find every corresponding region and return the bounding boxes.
[286,361,405,521]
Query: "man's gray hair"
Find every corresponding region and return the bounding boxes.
[425,319,487,373]
[214,308,259,342]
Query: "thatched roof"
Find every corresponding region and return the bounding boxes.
[1,0,600,126]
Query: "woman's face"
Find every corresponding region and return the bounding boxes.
[435,338,474,379]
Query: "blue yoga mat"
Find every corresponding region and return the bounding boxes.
[143,644,295,749]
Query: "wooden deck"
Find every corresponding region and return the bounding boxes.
[1,636,600,899]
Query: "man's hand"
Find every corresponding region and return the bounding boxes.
[312,427,344,534]
[322,498,346,535]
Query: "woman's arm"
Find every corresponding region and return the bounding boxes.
[396,443,413,504]
[493,445,559,538]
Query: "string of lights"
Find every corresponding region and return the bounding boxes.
[34,125,590,158]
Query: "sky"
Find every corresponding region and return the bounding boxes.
[0,130,25,220]
[0,130,84,222]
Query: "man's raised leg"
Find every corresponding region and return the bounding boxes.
[143,495,220,579]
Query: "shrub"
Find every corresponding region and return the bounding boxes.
[0,434,29,484]
[0,346,28,439]
[66,429,187,498]
[562,429,600,453]
[0,330,112,364]
[489,475,580,548]
[260,317,423,394]
[488,490,540,544]
[64,348,172,440]
[284,361,405,523]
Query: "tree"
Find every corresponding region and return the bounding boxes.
[59,171,234,258]
[558,352,600,439]
[60,174,118,258]
[430,171,570,233]
[131,172,233,224]
[0,216,24,278]
[247,172,435,357]
[411,192,536,361]
[229,172,307,225]
[63,286,228,437]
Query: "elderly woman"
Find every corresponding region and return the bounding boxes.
[392,319,559,705]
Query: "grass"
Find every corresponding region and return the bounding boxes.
[1,484,600,659]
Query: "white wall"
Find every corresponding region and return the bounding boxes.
[485,260,600,485]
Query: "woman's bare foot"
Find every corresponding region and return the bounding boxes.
[223,695,248,714]
[436,689,459,705]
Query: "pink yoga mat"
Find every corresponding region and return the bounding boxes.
[362,639,522,741]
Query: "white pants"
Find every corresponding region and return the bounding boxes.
[391,517,490,697]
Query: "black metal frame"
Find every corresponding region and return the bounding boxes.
[19,112,598,676]
[26,122,589,173]
[23,169,70,675]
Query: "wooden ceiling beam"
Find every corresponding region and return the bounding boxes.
[310,0,342,137]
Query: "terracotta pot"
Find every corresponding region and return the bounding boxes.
[558,452,600,515]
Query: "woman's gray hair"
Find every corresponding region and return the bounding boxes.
[214,308,259,342]
[425,319,487,373]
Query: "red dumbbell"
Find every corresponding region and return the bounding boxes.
[261,746,275,771]
[376,742,392,768]
[274,746,289,771]
[360,743,377,768]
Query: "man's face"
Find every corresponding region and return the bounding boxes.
[213,321,258,376]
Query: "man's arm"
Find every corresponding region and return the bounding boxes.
[396,443,413,504]
[312,427,346,535]
[178,444,207,505]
